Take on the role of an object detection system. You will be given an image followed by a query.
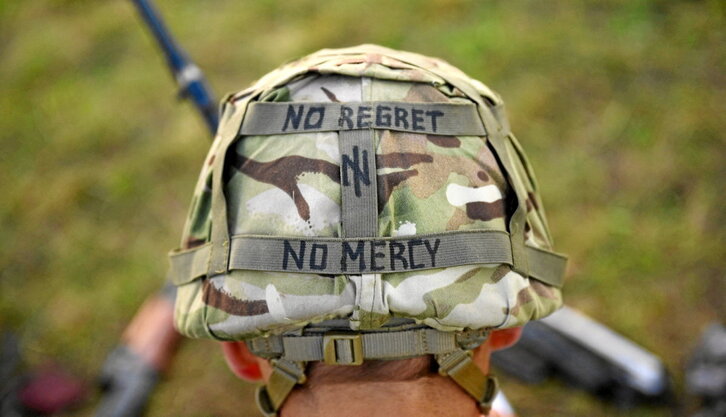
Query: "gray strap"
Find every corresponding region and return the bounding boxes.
[436,349,499,414]
[246,329,459,363]
[168,233,566,288]
[208,97,254,277]
[526,244,567,288]
[167,242,211,284]
[239,102,487,136]
[169,230,513,283]
[339,129,378,238]
[230,232,513,276]
[255,359,306,416]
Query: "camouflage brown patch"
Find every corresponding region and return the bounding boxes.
[366,53,384,65]
[377,152,433,169]
[477,170,489,181]
[184,237,207,249]
[320,87,340,102]
[404,83,449,102]
[231,153,340,221]
[510,287,534,317]
[465,201,506,221]
[426,135,461,148]
[379,130,428,155]
[377,170,418,211]
[451,87,467,98]
[454,267,483,284]
[446,208,474,231]
[490,265,511,283]
[527,192,540,211]
[530,280,556,300]
[202,280,270,316]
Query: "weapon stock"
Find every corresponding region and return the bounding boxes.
[686,323,726,417]
[95,285,180,417]
[492,306,673,407]
[96,1,219,415]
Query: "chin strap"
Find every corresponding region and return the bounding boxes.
[255,359,306,417]
[436,349,499,415]
[252,334,499,417]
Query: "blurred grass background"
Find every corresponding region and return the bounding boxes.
[0,0,723,416]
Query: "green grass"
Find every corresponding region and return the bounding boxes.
[0,0,723,416]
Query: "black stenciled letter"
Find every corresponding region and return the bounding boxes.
[283,240,305,270]
[342,241,366,272]
[304,106,325,129]
[426,110,444,133]
[376,105,391,127]
[338,106,354,129]
[411,108,425,131]
[309,243,328,270]
[407,239,425,269]
[357,106,372,128]
[283,105,304,132]
[394,107,409,129]
[370,241,386,272]
[341,145,371,197]
[389,241,408,270]
[423,239,441,268]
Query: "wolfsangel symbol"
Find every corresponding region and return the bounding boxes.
[341,145,370,197]
[282,239,442,273]
[280,104,446,132]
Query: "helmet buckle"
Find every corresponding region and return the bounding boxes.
[323,333,364,365]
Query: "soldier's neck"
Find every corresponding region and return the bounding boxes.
[280,374,483,417]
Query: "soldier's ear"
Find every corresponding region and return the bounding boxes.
[220,342,263,382]
[488,327,523,351]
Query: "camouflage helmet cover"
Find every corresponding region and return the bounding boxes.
[169,44,566,342]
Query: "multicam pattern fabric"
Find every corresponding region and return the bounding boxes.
[172,45,563,341]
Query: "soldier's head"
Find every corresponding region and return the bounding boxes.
[168,45,567,417]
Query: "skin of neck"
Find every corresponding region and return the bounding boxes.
[221,328,521,417]
[277,344,493,417]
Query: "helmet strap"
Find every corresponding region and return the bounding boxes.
[435,348,499,415]
[254,347,499,417]
[255,359,307,417]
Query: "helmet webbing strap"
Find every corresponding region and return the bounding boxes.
[239,102,487,136]
[249,329,497,416]
[255,353,499,417]
[339,128,378,238]
[169,231,567,288]
[246,328,466,362]
[436,349,499,415]
[255,359,306,417]
[169,99,568,288]
[207,97,251,277]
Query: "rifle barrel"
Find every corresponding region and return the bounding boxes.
[130,0,219,134]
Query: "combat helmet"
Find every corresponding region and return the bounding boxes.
[167,44,568,416]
